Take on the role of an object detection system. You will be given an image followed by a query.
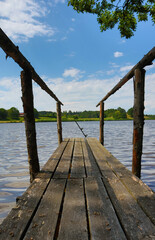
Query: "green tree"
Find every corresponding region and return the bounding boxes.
[113,107,127,119]
[0,108,7,120]
[117,107,127,118]
[7,107,19,120]
[68,0,155,38]
[127,107,133,117]
[73,115,79,120]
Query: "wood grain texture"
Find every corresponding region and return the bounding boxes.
[81,139,101,177]
[23,179,66,240]
[87,138,155,239]
[53,139,74,178]
[132,68,145,178]
[1,138,154,239]
[89,138,155,225]
[0,172,51,239]
[85,177,126,240]
[57,102,63,145]
[21,70,40,182]
[58,179,88,240]
[71,138,86,178]
[42,139,68,173]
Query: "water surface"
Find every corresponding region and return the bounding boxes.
[0,120,154,223]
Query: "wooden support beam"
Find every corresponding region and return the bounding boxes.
[132,68,145,178]
[99,101,104,145]
[57,102,63,145]
[96,47,155,107]
[0,28,63,105]
[21,70,40,182]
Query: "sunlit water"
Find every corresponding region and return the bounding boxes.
[0,121,155,223]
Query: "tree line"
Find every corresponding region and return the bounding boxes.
[0,107,39,120]
[1,106,155,121]
[38,107,134,120]
[61,107,133,120]
[0,107,133,120]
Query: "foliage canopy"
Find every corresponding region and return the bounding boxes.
[7,107,19,120]
[68,0,155,38]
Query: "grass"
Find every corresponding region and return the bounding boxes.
[0,115,155,123]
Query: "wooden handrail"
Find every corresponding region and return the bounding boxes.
[0,28,63,105]
[96,47,155,107]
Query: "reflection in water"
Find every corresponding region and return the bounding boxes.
[0,121,155,223]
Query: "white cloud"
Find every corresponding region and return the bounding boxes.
[69,27,74,32]
[54,0,65,3]
[63,68,84,79]
[0,77,22,110]
[0,69,154,114]
[0,0,55,42]
[120,65,134,72]
[65,52,76,57]
[72,18,75,22]
[114,51,124,58]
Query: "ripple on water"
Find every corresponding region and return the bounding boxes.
[0,121,154,224]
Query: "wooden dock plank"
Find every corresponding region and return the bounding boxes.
[0,138,155,240]
[23,179,66,240]
[42,138,69,172]
[87,138,155,239]
[81,139,101,177]
[53,139,74,179]
[85,177,127,240]
[0,172,51,239]
[58,179,88,240]
[90,138,155,225]
[70,138,86,178]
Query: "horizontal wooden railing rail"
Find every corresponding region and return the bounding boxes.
[0,28,63,105]
[96,47,155,179]
[96,47,155,107]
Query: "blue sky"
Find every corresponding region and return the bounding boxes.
[0,0,155,113]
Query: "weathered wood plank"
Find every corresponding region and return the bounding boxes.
[85,177,126,240]
[0,172,51,239]
[23,179,66,240]
[87,138,155,239]
[53,139,74,178]
[81,139,101,177]
[58,179,88,240]
[90,138,155,225]
[42,139,69,172]
[70,138,86,178]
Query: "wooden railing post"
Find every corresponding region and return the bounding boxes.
[21,70,40,183]
[56,102,62,145]
[132,68,145,178]
[99,101,104,145]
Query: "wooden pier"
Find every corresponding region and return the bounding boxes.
[0,138,155,239]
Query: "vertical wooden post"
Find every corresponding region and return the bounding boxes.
[132,68,145,178]
[57,102,62,145]
[21,70,40,183]
[99,101,104,145]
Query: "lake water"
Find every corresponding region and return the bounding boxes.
[0,120,155,223]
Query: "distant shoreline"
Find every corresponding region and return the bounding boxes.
[0,117,155,123]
